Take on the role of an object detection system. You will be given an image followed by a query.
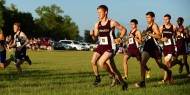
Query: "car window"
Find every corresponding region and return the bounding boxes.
[61,41,71,44]
[73,41,80,44]
[60,42,66,45]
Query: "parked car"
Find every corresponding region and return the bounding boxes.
[53,42,66,50]
[89,42,98,51]
[80,43,91,49]
[59,40,88,50]
[60,42,73,50]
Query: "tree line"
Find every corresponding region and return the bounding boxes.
[1,0,189,43]
[0,0,79,41]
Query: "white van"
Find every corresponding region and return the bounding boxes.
[59,40,87,50]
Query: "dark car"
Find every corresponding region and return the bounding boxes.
[60,42,73,50]
[53,42,66,50]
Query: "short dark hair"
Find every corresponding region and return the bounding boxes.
[97,5,108,12]
[164,14,171,19]
[178,17,184,22]
[146,11,155,17]
[130,19,138,24]
[13,22,21,28]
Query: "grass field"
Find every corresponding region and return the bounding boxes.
[0,50,190,95]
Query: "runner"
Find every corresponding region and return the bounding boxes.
[9,22,32,76]
[122,19,150,80]
[176,17,190,78]
[135,12,173,87]
[159,14,183,83]
[0,29,12,69]
[90,30,118,87]
[90,5,128,90]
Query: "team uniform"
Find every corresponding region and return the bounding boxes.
[176,27,188,55]
[14,31,27,60]
[126,30,141,61]
[95,19,118,56]
[162,25,176,58]
[143,24,162,59]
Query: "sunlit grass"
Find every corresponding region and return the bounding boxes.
[0,50,189,95]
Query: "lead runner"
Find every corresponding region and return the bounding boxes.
[90,5,128,90]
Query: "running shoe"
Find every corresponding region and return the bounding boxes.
[122,82,128,91]
[25,55,32,65]
[122,76,128,80]
[135,81,145,88]
[146,69,151,79]
[158,80,165,84]
[93,76,101,85]
[168,70,174,84]
[110,74,116,87]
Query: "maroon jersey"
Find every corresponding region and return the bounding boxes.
[127,30,141,60]
[176,27,188,55]
[128,30,139,50]
[95,19,117,55]
[176,27,187,40]
[162,25,176,56]
[143,24,162,59]
[162,25,175,46]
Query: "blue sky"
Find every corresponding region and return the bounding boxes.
[5,0,190,36]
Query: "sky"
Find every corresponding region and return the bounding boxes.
[5,0,190,36]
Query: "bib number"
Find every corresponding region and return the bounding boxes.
[164,39,172,46]
[128,38,134,44]
[100,37,108,45]
[180,33,184,38]
[17,42,21,47]
[145,36,151,41]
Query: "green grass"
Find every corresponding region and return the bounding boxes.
[0,50,190,95]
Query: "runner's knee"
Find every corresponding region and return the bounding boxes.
[91,60,96,65]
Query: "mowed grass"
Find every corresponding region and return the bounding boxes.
[0,50,190,95]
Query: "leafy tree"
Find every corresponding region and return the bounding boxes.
[0,0,5,28]
[2,4,34,37]
[35,4,79,40]
[84,30,94,43]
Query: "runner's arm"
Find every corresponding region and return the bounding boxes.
[173,25,177,38]
[134,30,142,44]
[184,27,189,39]
[20,32,29,47]
[0,29,4,41]
[91,22,99,41]
[111,20,127,42]
[9,35,16,48]
[149,23,161,39]
[90,30,98,41]
[159,25,165,42]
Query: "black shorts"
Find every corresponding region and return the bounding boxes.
[15,47,26,59]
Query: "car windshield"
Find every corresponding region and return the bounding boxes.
[61,41,71,44]
[60,42,66,45]
[74,41,80,44]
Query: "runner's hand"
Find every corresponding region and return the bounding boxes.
[90,30,94,36]
[114,38,122,44]
[162,37,168,42]
[142,37,145,42]
[142,30,149,35]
